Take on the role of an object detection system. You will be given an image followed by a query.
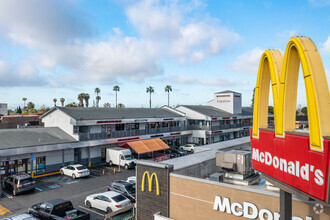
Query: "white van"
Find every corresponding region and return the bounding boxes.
[106,147,136,169]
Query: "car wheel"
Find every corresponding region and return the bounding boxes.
[125,164,129,170]
[13,189,16,196]
[191,149,194,153]
[72,173,76,179]
[86,200,92,208]
[60,170,64,175]
[106,207,113,214]
[109,161,113,166]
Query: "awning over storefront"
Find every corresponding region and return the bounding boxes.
[122,138,170,154]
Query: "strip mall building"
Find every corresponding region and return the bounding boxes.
[0,91,254,177]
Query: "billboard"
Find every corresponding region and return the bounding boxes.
[251,37,330,203]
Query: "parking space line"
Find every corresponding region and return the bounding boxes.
[65,178,71,184]
[35,187,43,191]
[2,191,13,199]
[78,206,104,217]
[0,205,11,215]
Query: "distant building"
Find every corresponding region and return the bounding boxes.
[0,115,43,129]
[0,103,7,116]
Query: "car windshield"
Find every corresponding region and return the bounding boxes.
[76,166,86,170]
[125,155,134,160]
[125,184,136,194]
[112,194,127,202]
[20,178,33,184]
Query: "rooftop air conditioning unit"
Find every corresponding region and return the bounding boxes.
[216,150,254,176]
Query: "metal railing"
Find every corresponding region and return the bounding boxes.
[79,126,186,141]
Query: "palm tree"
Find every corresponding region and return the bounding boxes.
[60,98,65,107]
[53,98,57,107]
[113,85,120,108]
[96,96,101,107]
[22,97,27,108]
[164,85,172,106]
[146,86,154,108]
[117,103,125,108]
[103,102,111,108]
[95,88,100,107]
[84,93,90,107]
[78,93,84,107]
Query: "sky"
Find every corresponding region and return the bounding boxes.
[0,0,330,110]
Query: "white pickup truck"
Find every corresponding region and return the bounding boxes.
[106,147,136,169]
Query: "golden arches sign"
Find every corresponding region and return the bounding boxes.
[252,36,330,151]
[141,171,160,195]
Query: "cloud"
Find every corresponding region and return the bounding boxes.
[169,75,248,86]
[0,0,240,86]
[309,0,330,6]
[229,48,264,74]
[0,60,47,87]
[322,36,330,55]
[126,0,240,63]
[276,30,299,40]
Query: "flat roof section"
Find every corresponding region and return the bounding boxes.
[0,127,77,149]
[122,138,170,154]
[42,107,184,120]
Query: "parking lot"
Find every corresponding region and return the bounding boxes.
[0,165,135,220]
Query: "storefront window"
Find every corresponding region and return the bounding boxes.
[36,156,46,173]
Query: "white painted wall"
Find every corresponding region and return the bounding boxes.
[207,92,242,114]
[42,109,78,140]
[0,103,7,116]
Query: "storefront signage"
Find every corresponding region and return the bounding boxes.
[135,119,148,122]
[163,118,174,121]
[141,171,160,195]
[97,120,122,124]
[213,196,312,220]
[251,37,330,203]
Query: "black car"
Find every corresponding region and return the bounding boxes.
[164,149,178,158]
[108,181,136,203]
[171,147,187,156]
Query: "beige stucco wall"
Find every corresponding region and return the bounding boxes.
[170,175,330,220]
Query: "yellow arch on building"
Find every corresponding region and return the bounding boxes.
[141,171,160,195]
[252,37,330,151]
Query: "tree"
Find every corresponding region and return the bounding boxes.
[113,85,120,108]
[251,88,255,108]
[117,103,125,108]
[28,108,37,114]
[95,88,101,107]
[164,85,172,106]
[65,102,78,107]
[146,86,154,108]
[268,106,274,114]
[22,110,28,114]
[78,93,84,107]
[60,98,65,107]
[84,93,90,107]
[301,106,307,115]
[22,97,27,108]
[96,96,101,107]
[27,102,35,110]
[15,106,22,114]
[53,98,57,107]
[103,102,111,108]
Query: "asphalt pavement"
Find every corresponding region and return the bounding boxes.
[0,165,135,220]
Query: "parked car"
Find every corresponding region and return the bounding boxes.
[108,181,136,202]
[85,191,131,214]
[1,213,38,220]
[126,176,136,185]
[164,149,178,158]
[1,173,36,196]
[28,199,90,220]
[180,144,198,153]
[171,147,187,156]
[60,164,90,179]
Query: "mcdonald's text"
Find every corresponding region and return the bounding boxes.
[252,148,324,186]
